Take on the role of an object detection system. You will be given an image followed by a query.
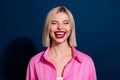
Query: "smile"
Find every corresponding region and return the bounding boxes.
[54,31,66,38]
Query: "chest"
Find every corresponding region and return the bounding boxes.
[37,60,90,80]
[51,57,72,77]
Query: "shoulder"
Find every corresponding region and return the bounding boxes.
[73,48,94,63]
[28,51,44,64]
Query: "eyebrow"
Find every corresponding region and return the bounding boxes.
[63,20,69,22]
[51,20,58,22]
[51,20,69,22]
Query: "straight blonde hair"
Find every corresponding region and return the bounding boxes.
[42,6,77,47]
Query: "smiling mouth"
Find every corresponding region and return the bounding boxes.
[54,31,66,38]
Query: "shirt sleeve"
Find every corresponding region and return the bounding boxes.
[89,58,97,80]
[26,59,37,80]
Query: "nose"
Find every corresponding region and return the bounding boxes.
[57,24,63,30]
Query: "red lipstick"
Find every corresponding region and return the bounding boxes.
[54,31,66,38]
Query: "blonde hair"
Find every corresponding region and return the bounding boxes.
[42,6,77,47]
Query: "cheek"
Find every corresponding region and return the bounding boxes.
[66,27,72,37]
[49,26,56,38]
[49,25,57,32]
[66,26,72,32]
[50,27,55,33]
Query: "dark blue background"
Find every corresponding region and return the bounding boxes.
[0,0,120,80]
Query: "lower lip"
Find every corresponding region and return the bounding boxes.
[55,33,65,39]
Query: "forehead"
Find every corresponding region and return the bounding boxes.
[51,12,69,21]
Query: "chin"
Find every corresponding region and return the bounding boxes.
[51,35,69,45]
[54,38,68,44]
[55,40,65,43]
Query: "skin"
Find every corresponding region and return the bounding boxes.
[48,12,73,77]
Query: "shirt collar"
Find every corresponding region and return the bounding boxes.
[71,47,82,63]
[41,47,83,63]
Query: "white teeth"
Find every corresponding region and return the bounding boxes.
[56,32,64,35]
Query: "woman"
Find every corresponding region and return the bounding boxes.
[26,6,97,80]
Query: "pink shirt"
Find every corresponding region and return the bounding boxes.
[26,47,97,80]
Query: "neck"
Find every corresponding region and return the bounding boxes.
[49,41,72,58]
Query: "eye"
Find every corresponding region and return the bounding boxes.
[63,20,70,24]
[51,22,57,25]
[51,21,58,25]
[64,22,69,24]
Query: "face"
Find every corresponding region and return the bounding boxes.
[49,12,71,45]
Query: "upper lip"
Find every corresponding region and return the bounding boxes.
[54,31,66,34]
